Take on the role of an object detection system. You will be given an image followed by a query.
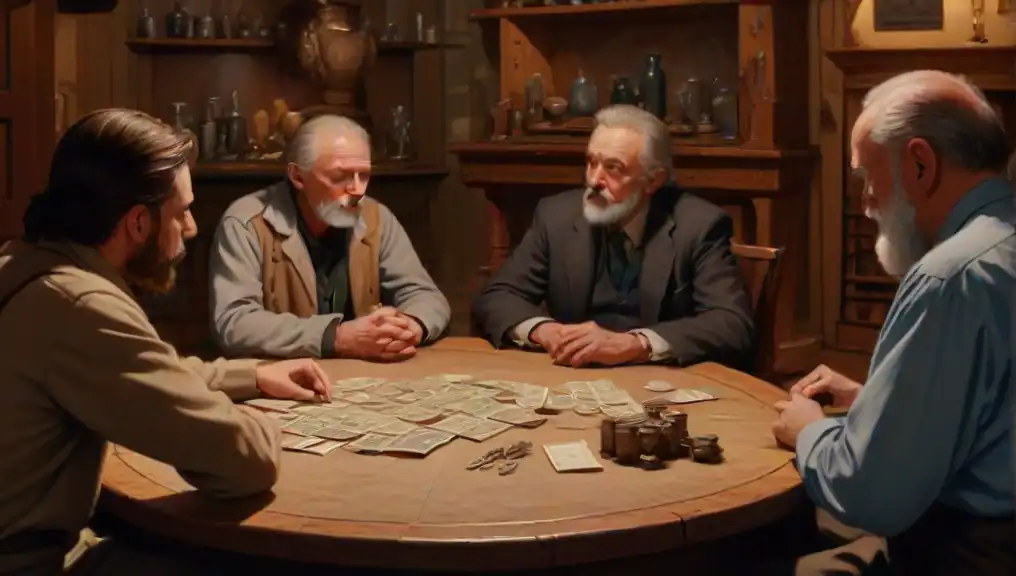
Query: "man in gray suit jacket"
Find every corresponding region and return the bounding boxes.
[209,115,450,362]
[472,105,753,368]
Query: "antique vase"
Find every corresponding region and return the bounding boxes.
[287,0,377,120]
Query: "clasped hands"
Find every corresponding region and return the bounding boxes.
[771,364,862,448]
[335,306,423,362]
[530,321,649,367]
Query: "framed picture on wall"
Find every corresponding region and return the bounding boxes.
[874,0,944,31]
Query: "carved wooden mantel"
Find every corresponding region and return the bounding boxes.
[824,45,1016,352]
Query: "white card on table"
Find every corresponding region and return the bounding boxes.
[543,440,603,473]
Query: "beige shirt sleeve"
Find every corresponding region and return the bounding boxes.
[178,356,262,402]
[47,290,282,499]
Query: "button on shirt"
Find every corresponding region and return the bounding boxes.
[796,177,1016,537]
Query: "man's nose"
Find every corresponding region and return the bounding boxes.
[183,212,198,239]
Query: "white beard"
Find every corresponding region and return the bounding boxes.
[314,196,361,229]
[865,179,928,279]
[583,187,643,225]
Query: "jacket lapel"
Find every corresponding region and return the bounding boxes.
[565,214,595,320]
[638,195,676,325]
[347,200,381,317]
[263,183,316,309]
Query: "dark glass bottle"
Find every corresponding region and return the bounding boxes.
[610,76,637,105]
[165,1,189,38]
[640,53,667,120]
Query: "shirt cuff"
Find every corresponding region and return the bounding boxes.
[794,417,843,475]
[216,359,263,402]
[404,314,429,344]
[629,328,673,362]
[321,317,343,358]
[511,317,554,349]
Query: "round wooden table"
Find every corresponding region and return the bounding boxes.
[100,338,803,572]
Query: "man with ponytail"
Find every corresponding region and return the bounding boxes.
[0,109,330,574]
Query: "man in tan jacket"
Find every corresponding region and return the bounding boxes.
[0,109,330,574]
[209,115,450,363]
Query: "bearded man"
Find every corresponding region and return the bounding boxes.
[209,115,450,362]
[471,104,753,368]
[0,109,331,574]
[773,71,1015,575]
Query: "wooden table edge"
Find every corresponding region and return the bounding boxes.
[100,456,803,571]
[98,350,804,571]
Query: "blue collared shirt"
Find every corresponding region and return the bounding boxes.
[797,177,1015,537]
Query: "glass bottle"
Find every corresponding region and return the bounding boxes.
[640,53,667,119]
[196,11,215,39]
[712,87,738,142]
[610,76,637,105]
[170,102,199,165]
[568,70,598,117]
[164,1,189,38]
[135,0,155,38]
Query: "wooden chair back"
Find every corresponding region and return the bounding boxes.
[731,243,785,381]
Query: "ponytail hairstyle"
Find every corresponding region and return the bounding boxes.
[23,108,192,245]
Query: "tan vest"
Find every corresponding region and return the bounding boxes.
[250,201,381,319]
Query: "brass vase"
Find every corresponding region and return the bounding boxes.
[287,0,376,122]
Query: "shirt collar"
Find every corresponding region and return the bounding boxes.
[620,202,649,247]
[937,176,1013,244]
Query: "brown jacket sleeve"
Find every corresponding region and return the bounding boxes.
[46,290,281,499]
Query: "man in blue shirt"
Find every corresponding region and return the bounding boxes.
[773,70,1015,574]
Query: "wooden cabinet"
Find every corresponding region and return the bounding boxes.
[451,0,821,376]
[0,0,56,244]
[826,45,1016,352]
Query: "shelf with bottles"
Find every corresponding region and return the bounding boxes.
[190,161,448,181]
[470,0,738,20]
[125,37,275,54]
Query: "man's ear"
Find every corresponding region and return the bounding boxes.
[123,204,151,243]
[286,163,305,190]
[647,168,668,194]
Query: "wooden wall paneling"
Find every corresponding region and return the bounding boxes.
[805,0,822,342]
[818,0,845,349]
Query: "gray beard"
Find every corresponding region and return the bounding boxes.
[314,197,360,229]
[866,180,929,279]
[582,187,643,226]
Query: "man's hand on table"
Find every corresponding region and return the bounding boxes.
[790,364,862,410]
[335,306,418,362]
[256,359,332,402]
[771,392,826,449]
[532,321,649,367]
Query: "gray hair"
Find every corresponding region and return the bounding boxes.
[861,70,1008,173]
[593,105,672,179]
[287,115,370,171]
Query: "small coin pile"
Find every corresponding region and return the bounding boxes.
[465,440,534,476]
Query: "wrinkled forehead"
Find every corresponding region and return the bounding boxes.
[849,113,876,169]
[315,135,371,169]
[587,126,644,164]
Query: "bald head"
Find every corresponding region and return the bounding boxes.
[853,70,1007,174]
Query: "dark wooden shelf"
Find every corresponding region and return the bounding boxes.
[377,40,464,54]
[450,138,813,160]
[844,274,897,286]
[191,161,448,181]
[826,45,1016,90]
[125,38,275,54]
[470,0,737,20]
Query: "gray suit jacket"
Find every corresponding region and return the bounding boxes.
[471,186,754,367]
[209,182,450,358]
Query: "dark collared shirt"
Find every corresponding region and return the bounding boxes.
[292,191,353,356]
